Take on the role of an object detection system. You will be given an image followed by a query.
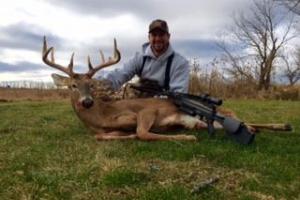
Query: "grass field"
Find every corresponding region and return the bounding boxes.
[0,100,299,199]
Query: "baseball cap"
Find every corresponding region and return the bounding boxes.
[149,19,169,33]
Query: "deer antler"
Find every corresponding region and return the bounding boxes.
[87,38,121,77]
[42,36,75,77]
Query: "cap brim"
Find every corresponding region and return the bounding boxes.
[149,28,168,33]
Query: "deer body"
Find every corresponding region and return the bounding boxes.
[72,95,204,140]
[74,97,196,129]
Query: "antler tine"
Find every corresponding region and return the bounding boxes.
[87,38,121,77]
[100,50,105,63]
[51,48,55,62]
[113,38,118,58]
[88,55,93,70]
[43,36,48,55]
[68,52,74,72]
[42,36,74,77]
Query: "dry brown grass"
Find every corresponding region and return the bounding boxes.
[0,88,69,102]
[189,73,300,100]
[1,78,300,102]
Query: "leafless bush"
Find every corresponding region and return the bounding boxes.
[188,57,300,100]
[189,58,231,98]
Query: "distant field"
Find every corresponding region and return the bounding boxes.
[0,88,69,102]
[0,100,299,199]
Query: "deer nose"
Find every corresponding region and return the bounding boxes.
[82,98,94,108]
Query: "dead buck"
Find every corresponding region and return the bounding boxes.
[42,37,291,142]
[42,37,209,141]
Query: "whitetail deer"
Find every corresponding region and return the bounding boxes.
[42,37,291,142]
[42,37,209,141]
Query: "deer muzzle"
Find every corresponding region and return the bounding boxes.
[80,97,94,109]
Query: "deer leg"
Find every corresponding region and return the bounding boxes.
[245,123,292,132]
[217,108,292,133]
[178,114,226,131]
[136,109,197,141]
[95,131,137,140]
[179,108,291,133]
[177,114,207,130]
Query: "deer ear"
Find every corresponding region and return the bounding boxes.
[51,73,71,87]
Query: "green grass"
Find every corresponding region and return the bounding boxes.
[0,100,299,199]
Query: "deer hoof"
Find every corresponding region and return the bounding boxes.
[95,134,104,140]
[247,126,258,134]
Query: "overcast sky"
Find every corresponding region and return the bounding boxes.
[0,0,288,82]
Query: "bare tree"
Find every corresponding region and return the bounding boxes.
[275,0,300,14]
[280,47,300,85]
[217,41,256,82]
[218,0,296,90]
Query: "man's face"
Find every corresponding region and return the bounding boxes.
[148,29,170,56]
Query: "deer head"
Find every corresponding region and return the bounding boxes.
[42,36,120,109]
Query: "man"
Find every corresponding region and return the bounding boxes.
[98,19,190,94]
